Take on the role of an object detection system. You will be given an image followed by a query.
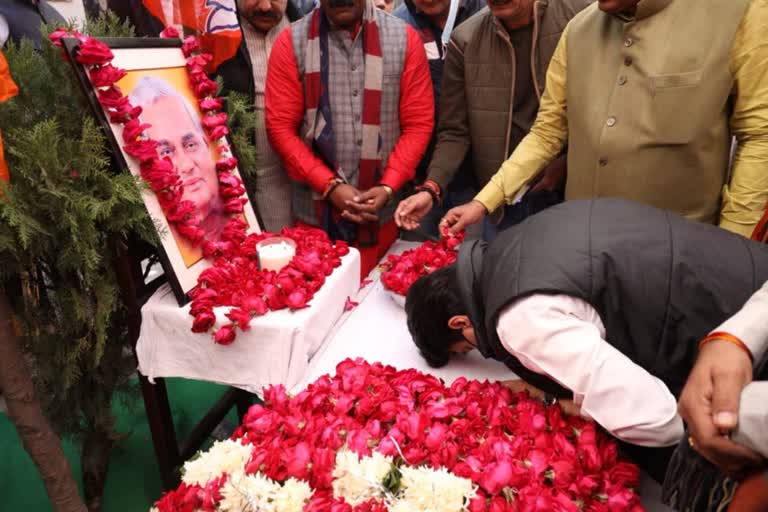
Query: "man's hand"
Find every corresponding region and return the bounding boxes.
[531,155,567,193]
[678,339,763,473]
[439,200,488,235]
[342,186,389,224]
[395,191,434,230]
[501,380,581,416]
[328,183,361,210]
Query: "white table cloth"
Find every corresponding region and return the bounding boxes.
[293,241,515,392]
[136,249,361,394]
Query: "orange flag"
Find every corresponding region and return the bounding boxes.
[141,0,242,72]
[0,51,19,183]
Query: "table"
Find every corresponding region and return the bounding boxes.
[135,249,360,394]
[293,241,515,392]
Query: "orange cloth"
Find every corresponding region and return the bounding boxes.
[0,51,19,183]
[141,0,242,72]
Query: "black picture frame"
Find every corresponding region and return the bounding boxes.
[62,37,262,305]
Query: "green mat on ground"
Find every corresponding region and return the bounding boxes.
[0,378,241,512]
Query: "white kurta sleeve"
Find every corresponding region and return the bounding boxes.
[711,280,768,363]
[731,382,768,458]
[496,294,684,447]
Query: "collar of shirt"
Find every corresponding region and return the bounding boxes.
[614,0,673,22]
[240,14,290,40]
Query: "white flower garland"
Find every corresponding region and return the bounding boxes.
[332,449,477,511]
[150,443,475,511]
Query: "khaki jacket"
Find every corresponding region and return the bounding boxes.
[427,0,592,190]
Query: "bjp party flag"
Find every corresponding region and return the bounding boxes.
[0,51,19,183]
[141,0,242,72]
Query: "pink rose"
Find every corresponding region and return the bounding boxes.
[181,36,201,56]
[213,324,236,345]
[191,311,216,333]
[77,38,114,66]
[89,64,127,88]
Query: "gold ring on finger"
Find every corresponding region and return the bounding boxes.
[688,436,696,449]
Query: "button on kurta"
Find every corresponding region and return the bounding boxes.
[356,139,362,146]
[351,65,357,71]
[352,89,359,97]
[618,76,627,85]
[599,158,608,166]
[606,116,617,127]
[624,38,633,47]
[624,56,633,66]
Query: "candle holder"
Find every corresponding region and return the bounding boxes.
[256,237,297,272]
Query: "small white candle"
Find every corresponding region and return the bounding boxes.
[257,239,296,272]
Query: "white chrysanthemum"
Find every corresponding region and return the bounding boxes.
[182,439,253,486]
[219,471,281,512]
[332,450,394,506]
[272,478,313,512]
[393,465,476,512]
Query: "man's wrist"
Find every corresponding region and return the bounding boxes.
[415,179,441,206]
[474,183,504,214]
[322,177,344,199]
[699,332,754,363]
[378,184,394,204]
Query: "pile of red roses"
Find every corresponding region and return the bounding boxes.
[189,227,349,345]
[153,359,644,511]
[381,228,464,296]
[50,30,350,344]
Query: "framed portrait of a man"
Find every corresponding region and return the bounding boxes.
[63,38,261,305]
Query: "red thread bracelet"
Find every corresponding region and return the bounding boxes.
[699,332,754,362]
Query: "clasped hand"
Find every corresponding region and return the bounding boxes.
[329,183,389,224]
[678,339,765,474]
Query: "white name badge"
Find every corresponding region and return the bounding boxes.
[424,41,440,60]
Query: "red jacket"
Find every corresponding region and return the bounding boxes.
[265,23,434,193]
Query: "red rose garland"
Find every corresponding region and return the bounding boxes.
[50,29,349,344]
[381,227,464,296]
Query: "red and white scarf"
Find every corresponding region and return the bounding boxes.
[303,1,383,242]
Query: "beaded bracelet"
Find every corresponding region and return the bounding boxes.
[415,184,439,206]
[322,178,343,199]
[415,180,442,207]
[698,332,754,363]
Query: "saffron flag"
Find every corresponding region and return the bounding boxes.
[141,0,242,72]
[0,51,19,183]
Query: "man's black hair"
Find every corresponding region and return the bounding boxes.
[405,264,467,368]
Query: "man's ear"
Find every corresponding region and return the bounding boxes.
[447,315,472,331]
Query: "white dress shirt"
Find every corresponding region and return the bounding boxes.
[0,15,9,47]
[497,294,684,447]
